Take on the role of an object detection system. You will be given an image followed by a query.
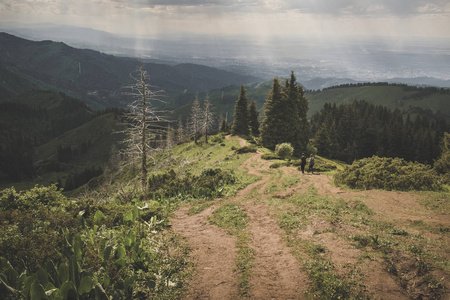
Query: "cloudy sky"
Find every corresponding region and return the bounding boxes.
[1,0,450,40]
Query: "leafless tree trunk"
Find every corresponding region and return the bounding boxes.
[203,95,214,144]
[190,95,202,143]
[120,66,166,193]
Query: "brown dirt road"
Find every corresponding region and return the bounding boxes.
[171,136,450,299]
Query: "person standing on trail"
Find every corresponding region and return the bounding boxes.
[300,153,307,174]
[308,154,315,174]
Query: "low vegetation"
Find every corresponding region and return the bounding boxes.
[334,156,442,191]
[270,183,448,299]
[0,134,254,300]
[275,143,294,160]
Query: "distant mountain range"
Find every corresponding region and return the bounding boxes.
[0,32,261,109]
[2,23,450,90]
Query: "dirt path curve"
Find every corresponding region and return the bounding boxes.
[171,136,309,299]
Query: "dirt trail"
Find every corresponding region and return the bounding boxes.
[172,205,240,299]
[171,137,449,299]
[171,137,309,299]
[238,151,309,299]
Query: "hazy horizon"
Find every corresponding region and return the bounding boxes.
[1,1,449,39]
[1,0,450,86]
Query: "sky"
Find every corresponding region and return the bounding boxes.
[1,0,450,40]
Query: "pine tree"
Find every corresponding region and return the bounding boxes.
[315,122,331,157]
[260,73,309,156]
[231,84,249,136]
[286,71,309,153]
[260,78,287,150]
[248,100,260,136]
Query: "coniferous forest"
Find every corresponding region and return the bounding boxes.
[310,100,447,164]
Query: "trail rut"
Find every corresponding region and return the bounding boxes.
[171,137,449,299]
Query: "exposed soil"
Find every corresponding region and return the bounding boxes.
[171,137,450,299]
[172,205,240,299]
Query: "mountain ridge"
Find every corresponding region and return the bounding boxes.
[0,32,262,109]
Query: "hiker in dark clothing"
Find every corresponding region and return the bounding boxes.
[300,153,307,174]
[308,154,315,174]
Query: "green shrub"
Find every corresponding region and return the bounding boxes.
[309,158,337,173]
[275,143,294,160]
[261,153,281,160]
[234,145,257,154]
[334,156,441,191]
[146,168,236,200]
[210,134,225,144]
[434,132,450,184]
[0,184,65,211]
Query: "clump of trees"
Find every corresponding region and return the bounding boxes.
[230,84,260,137]
[229,72,309,157]
[188,94,215,144]
[310,100,447,164]
[260,72,309,156]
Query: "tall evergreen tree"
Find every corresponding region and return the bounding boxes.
[260,78,285,150]
[248,100,260,136]
[231,84,250,136]
[260,74,309,156]
[286,71,309,152]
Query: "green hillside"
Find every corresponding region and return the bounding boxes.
[0,32,261,109]
[0,90,99,185]
[0,90,94,143]
[33,112,125,187]
[0,64,49,99]
[306,83,450,120]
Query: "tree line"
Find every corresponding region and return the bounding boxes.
[310,100,448,164]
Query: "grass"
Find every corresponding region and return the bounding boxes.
[262,175,449,299]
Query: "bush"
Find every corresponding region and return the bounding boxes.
[234,145,257,154]
[334,156,441,191]
[434,132,450,184]
[275,143,294,160]
[261,153,280,160]
[146,168,236,200]
[0,184,65,211]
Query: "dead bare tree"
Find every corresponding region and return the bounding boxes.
[190,95,202,143]
[203,95,214,144]
[120,66,166,192]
